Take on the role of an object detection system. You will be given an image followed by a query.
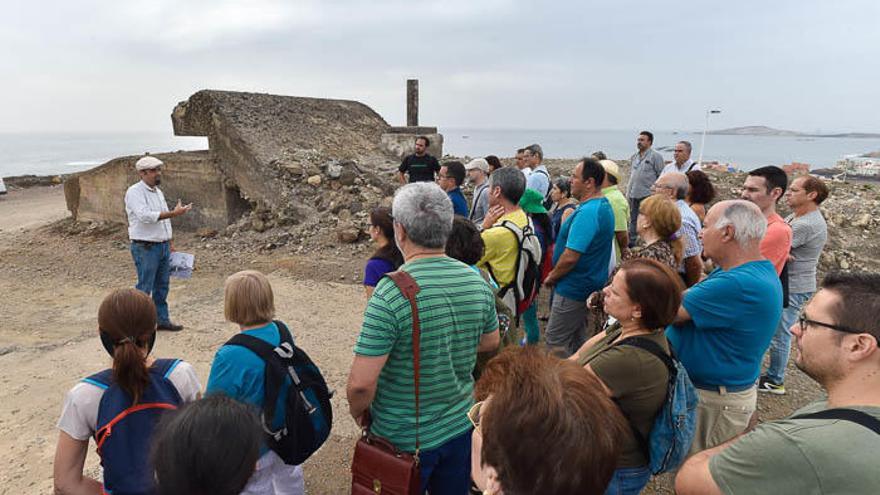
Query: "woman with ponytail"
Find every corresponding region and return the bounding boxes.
[53,288,200,495]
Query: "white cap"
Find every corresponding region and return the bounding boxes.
[465,158,489,173]
[135,156,164,171]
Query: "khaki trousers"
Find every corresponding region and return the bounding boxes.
[689,385,757,456]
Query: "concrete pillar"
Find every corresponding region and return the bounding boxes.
[407,79,419,126]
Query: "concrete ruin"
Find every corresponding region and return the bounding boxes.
[64,86,443,231]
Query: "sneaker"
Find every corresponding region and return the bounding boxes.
[758,376,785,395]
[157,322,184,332]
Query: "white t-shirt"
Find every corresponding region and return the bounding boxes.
[57,360,201,441]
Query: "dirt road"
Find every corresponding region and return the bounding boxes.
[0,186,822,495]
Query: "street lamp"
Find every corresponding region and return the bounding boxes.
[697,109,722,167]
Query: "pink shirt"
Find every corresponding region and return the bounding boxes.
[760,213,792,275]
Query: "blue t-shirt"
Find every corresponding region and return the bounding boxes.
[552,197,615,301]
[666,261,782,388]
[364,257,396,287]
[448,188,470,217]
[206,322,290,452]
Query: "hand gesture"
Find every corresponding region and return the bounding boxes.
[173,199,193,217]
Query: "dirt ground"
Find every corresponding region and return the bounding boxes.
[0,186,822,494]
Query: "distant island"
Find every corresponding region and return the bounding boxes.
[707,125,880,139]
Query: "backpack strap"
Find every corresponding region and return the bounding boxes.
[385,270,422,458]
[792,408,880,435]
[83,369,114,390]
[611,336,676,459]
[617,336,676,376]
[224,323,291,438]
[151,358,181,379]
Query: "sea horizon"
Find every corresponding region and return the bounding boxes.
[2,128,879,177]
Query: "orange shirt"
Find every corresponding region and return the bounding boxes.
[760,213,792,275]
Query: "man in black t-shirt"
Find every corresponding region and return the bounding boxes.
[398,135,440,184]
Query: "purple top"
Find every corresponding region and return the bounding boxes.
[363,257,397,287]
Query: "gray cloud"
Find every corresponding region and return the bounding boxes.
[1,0,878,133]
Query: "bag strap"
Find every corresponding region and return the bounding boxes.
[385,270,422,456]
[616,336,676,376]
[612,336,676,461]
[792,408,880,435]
[224,322,292,437]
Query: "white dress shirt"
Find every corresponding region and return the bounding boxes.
[124,180,172,242]
[661,159,701,176]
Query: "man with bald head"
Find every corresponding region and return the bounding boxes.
[652,172,703,286]
[667,200,783,454]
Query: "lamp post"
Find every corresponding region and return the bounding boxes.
[697,109,721,167]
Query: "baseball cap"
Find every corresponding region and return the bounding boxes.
[599,159,620,182]
[519,188,548,214]
[135,156,164,171]
[465,158,489,173]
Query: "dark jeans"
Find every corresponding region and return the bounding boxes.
[627,197,644,248]
[419,429,472,495]
[130,241,171,324]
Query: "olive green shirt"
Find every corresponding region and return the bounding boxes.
[710,401,880,494]
[578,327,670,467]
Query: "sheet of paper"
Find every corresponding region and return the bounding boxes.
[169,252,195,279]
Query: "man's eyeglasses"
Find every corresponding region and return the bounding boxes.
[798,314,877,343]
[650,183,674,191]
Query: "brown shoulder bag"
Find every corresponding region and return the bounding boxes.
[351,270,422,495]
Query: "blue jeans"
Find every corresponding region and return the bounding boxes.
[418,429,472,495]
[766,292,812,383]
[604,465,651,495]
[522,300,540,344]
[130,241,171,324]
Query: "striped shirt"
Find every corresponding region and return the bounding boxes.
[354,256,498,451]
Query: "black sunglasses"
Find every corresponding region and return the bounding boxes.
[798,314,877,342]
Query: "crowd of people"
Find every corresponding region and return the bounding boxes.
[51,136,880,494]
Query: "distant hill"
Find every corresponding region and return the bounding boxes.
[708,126,880,139]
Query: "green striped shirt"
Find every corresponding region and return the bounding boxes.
[355,256,498,451]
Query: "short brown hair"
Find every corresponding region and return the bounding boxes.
[639,194,684,264]
[799,175,829,205]
[224,270,275,326]
[476,347,626,494]
[619,258,685,329]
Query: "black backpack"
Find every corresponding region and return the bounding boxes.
[224,320,333,465]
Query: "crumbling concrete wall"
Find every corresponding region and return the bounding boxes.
[64,151,250,231]
[172,90,394,214]
[380,126,444,160]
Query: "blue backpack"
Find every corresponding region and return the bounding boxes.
[224,320,333,465]
[84,358,183,495]
[618,337,699,474]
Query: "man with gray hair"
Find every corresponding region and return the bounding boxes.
[477,167,529,293]
[652,172,703,286]
[525,144,551,200]
[347,182,500,493]
[661,140,701,175]
[667,200,783,454]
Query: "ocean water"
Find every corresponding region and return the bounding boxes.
[2,129,879,177]
[0,132,208,177]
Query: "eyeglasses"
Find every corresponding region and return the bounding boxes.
[798,314,877,343]
[467,401,484,431]
[650,183,673,191]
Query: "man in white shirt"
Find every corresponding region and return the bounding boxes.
[525,143,551,201]
[124,156,192,331]
[515,147,532,178]
[661,140,702,176]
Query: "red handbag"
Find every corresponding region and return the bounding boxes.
[351,270,422,495]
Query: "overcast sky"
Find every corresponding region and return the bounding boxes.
[2,0,878,134]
